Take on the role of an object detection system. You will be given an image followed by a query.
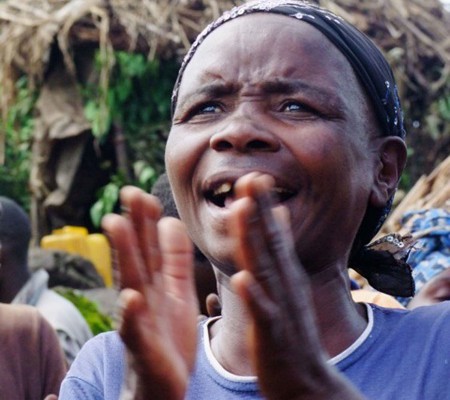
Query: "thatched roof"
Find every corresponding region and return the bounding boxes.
[0,0,449,169]
[1,0,448,95]
[0,0,240,117]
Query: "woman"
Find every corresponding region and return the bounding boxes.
[59,1,450,399]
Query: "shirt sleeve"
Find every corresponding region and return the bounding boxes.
[59,331,125,400]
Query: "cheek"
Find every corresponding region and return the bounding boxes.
[166,130,198,181]
[165,136,182,179]
[165,129,207,212]
[289,133,358,181]
[293,132,373,215]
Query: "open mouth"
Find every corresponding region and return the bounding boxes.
[204,181,297,208]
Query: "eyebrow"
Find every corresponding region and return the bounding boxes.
[176,81,238,110]
[177,78,346,114]
[261,79,347,112]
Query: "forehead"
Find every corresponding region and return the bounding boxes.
[176,13,364,105]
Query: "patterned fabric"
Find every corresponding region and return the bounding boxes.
[397,208,450,305]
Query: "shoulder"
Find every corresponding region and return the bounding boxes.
[0,304,67,397]
[0,302,38,318]
[340,303,450,399]
[0,303,51,334]
[404,301,450,328]
[371,301,450,337]
[35,289,92,337]
[35,288,82,316]
[70,331,124,366]
[59,331,125,399]
[372,300,450,318]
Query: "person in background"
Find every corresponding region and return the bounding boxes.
[0,303,67,399]
[351,287,404,308]
[61,1,450,399]
[151,172,218,316]
[399,208,450,308]
[0,196,93,365]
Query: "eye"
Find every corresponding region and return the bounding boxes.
[179,102,224,123]
[194,102,222,116]
[283,101,301,112]
[280,101,313,113]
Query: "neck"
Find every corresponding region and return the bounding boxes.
[0,262,30,303]
[209,264,367,376]
[209,268,254,375]
[308,263,367,358]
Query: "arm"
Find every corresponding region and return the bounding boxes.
[102,186,199,400]
[229,173,366,400]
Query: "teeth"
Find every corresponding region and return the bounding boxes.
[213,182,233,197]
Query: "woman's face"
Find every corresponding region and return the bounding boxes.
[166,14,380,274]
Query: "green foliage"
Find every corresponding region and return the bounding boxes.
[0,76,37,209]
[84,51,179,226]
[437,94,450,121]
[425,90,450,141]
[90,163,158,228]
[56,288,114,335]
[90,175,122,228]
[82,51,177,143]
[399,147,415,190]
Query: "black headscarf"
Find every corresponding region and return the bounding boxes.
[170,0,413,297]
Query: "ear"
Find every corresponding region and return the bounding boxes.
[370,136,407,208]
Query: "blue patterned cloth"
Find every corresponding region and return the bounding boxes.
[398,208,450,305]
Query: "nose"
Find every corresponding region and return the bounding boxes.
[210,116,281,153]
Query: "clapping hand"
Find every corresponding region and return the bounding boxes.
[229,173,366,400]
[102,186,198,400]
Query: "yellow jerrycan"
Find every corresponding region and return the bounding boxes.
[40,226,113,287]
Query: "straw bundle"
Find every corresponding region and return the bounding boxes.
[0,0,448,171]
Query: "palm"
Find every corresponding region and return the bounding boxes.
[102,186,198,400]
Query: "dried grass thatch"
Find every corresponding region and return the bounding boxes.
[380,155,450,236]
[1,0,449,99]
[0,0,240,120]
[0,0,449,170]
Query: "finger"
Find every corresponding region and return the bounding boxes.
[231,270,291,378]
[231,270,278,332]
[269,206,319,326]
[118,288,154,354]
[117,288,170,390]
[230,197,278,281]
[121,186,163,280]
[229,177,285,302]
[232,270,323,388]
[158,217,197,305]
[102,213,147,293]
[234,173,311,317]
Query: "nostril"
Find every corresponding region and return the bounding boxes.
[210,125,281,152]
[213,139,273,152]
[214,140,233,151]
[248,140,271,150]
